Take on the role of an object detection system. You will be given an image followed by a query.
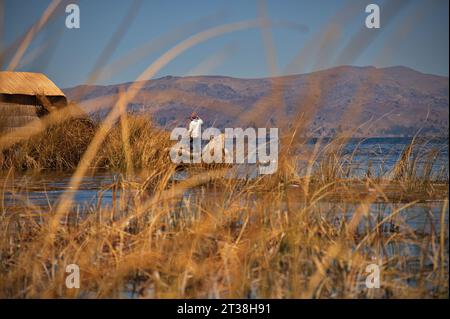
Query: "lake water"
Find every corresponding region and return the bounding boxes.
[300,137,449,178]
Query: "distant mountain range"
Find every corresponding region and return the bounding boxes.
[64,66,449,137]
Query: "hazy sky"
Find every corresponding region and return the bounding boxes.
[2,0,449,88]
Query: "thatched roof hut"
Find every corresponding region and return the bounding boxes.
[0,71,67,136]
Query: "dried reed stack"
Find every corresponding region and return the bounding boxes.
[0,71,67,137]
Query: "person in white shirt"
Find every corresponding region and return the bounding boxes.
[188,112,203,158]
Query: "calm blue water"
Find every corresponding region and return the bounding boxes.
[301,137,449,178]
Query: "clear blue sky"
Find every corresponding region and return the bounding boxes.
[2,0,449,88]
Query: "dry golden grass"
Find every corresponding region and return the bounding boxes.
[0,122,448,298]
[0,114,172,172]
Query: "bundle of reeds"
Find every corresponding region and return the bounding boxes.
[0,102,42,135]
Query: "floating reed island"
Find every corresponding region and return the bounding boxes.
[0,71,97,170]
[0,72,171,170]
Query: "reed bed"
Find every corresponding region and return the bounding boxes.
[0,114,171,172]
[0,120,448,298]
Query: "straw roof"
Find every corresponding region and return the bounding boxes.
[0,71,65,97]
